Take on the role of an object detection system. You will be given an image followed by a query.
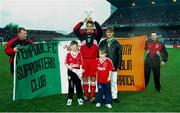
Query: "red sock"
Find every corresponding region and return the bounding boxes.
[83,84,89,98]
[90,84,96,99]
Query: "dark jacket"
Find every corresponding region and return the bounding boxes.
[145,39,168,66]
[4,37,34,65]
[99,38,122,70]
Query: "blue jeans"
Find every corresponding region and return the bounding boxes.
[96,83,112,104]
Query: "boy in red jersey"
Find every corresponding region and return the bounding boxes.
[65,41,84,106]
[96,48,114,109]
[73,17,103,102]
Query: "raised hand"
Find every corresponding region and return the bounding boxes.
[83,17,89,23]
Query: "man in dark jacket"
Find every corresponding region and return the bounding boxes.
[145,33,168,92]
[4,27,34,75]
[99,27,122,103]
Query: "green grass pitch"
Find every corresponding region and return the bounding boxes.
[0,45,180,112]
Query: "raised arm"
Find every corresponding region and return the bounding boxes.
[94,21,103,43]
[98,39,106,49]
[73,22,84,41]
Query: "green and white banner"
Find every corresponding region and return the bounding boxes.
[13,42,62,101]
[13,39,146,101]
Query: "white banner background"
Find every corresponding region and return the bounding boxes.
[58,41,81,94]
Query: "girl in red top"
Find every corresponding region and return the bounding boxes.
[65,41,84,106]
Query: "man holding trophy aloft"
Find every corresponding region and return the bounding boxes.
[73,11,103,103]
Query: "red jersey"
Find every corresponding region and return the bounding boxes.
[145,40,166,58]
[73,21,103,59]
[65,52,82,69]
[97,58,114,83]
[80,40,98,59]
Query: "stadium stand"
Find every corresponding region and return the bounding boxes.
[101,0,180,45]
[102,5,180,26]
[0,28,65,42]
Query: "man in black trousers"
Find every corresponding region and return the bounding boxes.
[144,32,168,92]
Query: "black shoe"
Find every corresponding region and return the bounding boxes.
[102,99,105,103]
[113,98,120,103]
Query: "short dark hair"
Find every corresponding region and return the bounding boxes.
[106,26,115,32]
[86,21,94,26]
[70,40,78,46]
[99,47,108,54]
[17,27,26,33]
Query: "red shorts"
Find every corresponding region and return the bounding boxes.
[82,59,97,77]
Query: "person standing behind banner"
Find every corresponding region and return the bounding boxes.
[99,27,122,103]
[73,17,103,102]
[65,40,84,106]
[4,27,34,75]
[96,48,114,109]
[145,32,168,92]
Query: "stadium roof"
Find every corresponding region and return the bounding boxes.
[107,0,180,8]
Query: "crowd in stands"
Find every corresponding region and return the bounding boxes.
[103,4,180,26]
[113,28,180,38]
[100,4,180,45]
[163,38,180,45]
[0,28,16,41]
[163,29,180,38]
[0,28,64,42]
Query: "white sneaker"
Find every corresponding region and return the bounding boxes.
[78,98,84,105]
[66,99,72,106]
[90,97,95,103]
[105,104,112,109]
[96,103,101,107]
[83,96,88,101]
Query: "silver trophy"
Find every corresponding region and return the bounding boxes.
[85,7,94,18]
